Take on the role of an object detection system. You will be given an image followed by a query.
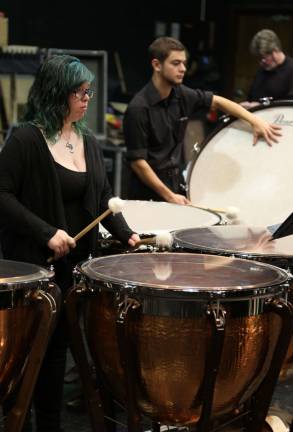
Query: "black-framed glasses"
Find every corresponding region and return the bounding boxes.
[72,88,94,100]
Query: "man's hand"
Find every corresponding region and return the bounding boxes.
[167,192,191,205]
[211,95,282,147]
[47,229,76,260]
[252,117,282,146]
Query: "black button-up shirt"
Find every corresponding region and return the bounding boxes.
[124,81,213,171]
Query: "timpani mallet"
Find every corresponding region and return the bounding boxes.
[47,197,125,263]
[135,231,173,249]
[190,204,240,222]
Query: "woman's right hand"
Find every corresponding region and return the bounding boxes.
[47,229,76,260]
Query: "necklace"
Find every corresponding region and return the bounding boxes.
[65,140,74,153]
[49,129,76,153]
[54,130,75,153]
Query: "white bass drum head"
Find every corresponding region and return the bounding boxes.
[187,101,293,226]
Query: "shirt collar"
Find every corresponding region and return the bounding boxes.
[145,80,181,106]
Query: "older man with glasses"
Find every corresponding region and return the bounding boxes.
[241,29,293,109]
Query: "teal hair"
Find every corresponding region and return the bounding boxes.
[23,55,94,139]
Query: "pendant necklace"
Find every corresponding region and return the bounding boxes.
[65,140,74,153]
[61,130,74,153]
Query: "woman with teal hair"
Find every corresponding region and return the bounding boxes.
[0,54,139,431]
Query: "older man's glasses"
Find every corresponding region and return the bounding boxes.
[72,88,94,100]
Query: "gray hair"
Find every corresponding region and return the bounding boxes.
[250,29,282,56]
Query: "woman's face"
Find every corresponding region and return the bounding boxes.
[66,82,93,122]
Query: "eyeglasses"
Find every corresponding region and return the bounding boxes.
[258,52,273,63]
[72,88,94,100]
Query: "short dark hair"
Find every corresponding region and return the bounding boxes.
[23,55,94,139]
[148,37,186,62]
[250,29,282,57]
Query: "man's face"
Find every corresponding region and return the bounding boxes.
[258,51,278,71]
[159,50,187,85]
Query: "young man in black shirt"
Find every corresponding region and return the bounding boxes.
[123,37,281,204]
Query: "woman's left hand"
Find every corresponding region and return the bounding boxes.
[128,233,141,247]
[252,118,282,146]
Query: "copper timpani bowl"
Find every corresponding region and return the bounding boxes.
[0,259,57,403]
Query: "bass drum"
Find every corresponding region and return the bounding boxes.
[187,100,293,226]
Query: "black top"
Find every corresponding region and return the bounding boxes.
[124,81,213,170]
[0,125,133,266]
[248,56,293,101]
[54,162,90,261]
[123,81,213,200]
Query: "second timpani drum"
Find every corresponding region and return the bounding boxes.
[100,200,221,235]
[98,199,222,254]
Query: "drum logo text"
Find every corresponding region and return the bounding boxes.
[273,114,293,126]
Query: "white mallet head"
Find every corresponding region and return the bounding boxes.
[108,197,125,214]
[155,231,173,249]
[226,206,240,221]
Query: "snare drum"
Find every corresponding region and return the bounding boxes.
[0,259,60,430]
[173,225,293,371]
[187,100,293,226]
[75,252,292,428]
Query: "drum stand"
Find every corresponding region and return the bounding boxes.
[5,284,60,432]
[66,285,107,432]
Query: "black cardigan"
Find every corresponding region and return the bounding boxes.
[0,125,133,265]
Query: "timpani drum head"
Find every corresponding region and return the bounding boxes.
[0,260,51,288]
[187,101,293,226]
[79,252,287,299]
[173,225,293,261]
[100,200,221,235]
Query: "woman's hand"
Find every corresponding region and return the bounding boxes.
[47,229,76,260]
[251,117,282,146]
[128,233,141,247]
